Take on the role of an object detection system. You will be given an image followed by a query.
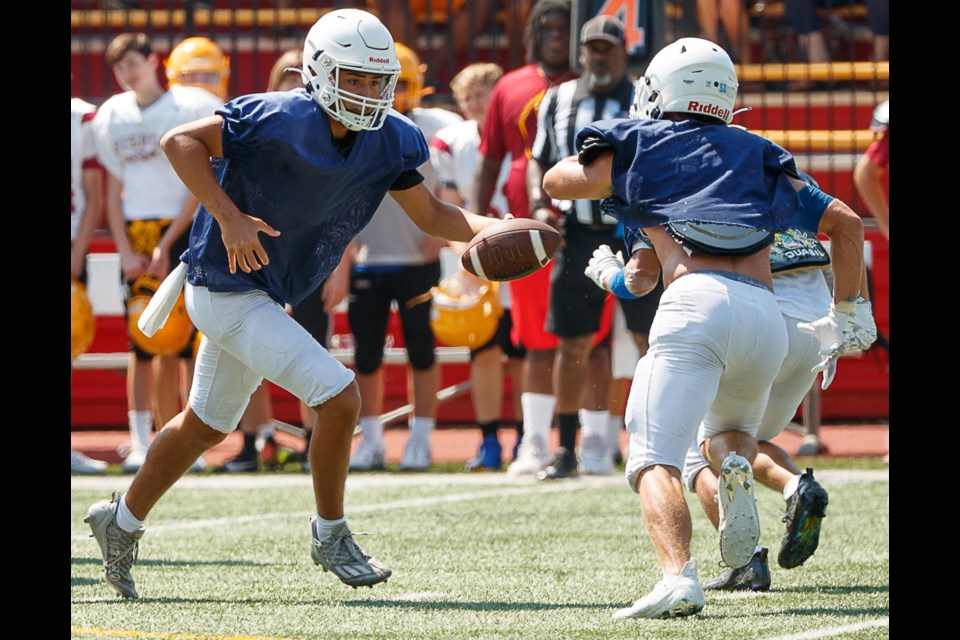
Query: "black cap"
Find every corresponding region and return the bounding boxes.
[580,15,625,47]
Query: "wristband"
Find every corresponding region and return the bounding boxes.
[609,269,641,299]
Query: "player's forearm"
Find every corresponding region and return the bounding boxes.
[542,154,613,202]
[825,209,864,303]
[104,176,135,257]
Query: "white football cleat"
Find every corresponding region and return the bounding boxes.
[613,559,704,619]
[578,434,615,476]
[718,452,761,569]
[507,434,550,476]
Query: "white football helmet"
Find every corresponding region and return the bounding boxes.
[630,37,738,125]
[870,100,889,132]
[302,9,401,131]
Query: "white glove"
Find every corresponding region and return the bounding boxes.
[797,301,856,390]
[585,244,624,292]
[844,299,878,352]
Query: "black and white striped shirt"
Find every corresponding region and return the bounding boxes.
[531,74,635,229]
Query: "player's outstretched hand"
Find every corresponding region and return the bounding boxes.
[584,244,624,291]
[221,214,281,274]
[797,302,856,390]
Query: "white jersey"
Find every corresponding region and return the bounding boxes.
[91,85,221,221]
[773,269,832,322]
[354,107,464,267]
[430,119,511,217]
[71,97,99,241]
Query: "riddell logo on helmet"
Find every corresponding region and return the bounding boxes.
[687,101,730,121]
[369,56,392,63]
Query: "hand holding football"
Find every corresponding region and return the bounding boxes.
[461,218,562,281]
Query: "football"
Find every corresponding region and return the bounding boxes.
[461,218,563,282]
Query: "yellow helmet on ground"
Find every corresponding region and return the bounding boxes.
[430,271,502,349]
[126,274,194,356]
[166,36,230,101]
[393,41,434,113]
[71,280,96,361]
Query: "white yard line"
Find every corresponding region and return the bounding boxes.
[72,477,617,540]
[762,618,889,639]
[72,470,886,541]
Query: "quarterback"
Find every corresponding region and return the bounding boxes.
[84,9,500,599]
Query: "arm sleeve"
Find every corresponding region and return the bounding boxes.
[90,109,123,179]
[219,95,281,160]
[390,169,425,191]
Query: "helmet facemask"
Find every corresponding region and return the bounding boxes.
[302,9,401,132]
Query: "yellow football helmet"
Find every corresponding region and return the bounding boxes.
[393,42,434,113]
[430,271,502,349]
[126,274,194,356]
[71,280,96,361]
[166,37,231,101]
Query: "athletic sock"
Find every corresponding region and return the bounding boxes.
[479,420,500,438]
[520,392,555,443]
[409,416,435,441]
[313,515,346,541]
[578,409,610,439]
[783,474,801,500]
[116,494,146,533]
[359,417,384,445]
[128,410,153,452]
[557,413,580,452]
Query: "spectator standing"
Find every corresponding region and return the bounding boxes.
[695,0,752,64]
[472,0,578,477]
[528,15,663,480]
[429,62,527,471]
[71,95,110,475]
[90,32,221,473]
[346,41,463,472]
[854,99,889,239]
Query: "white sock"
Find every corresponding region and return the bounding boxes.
[116,494,146,533]
[255,423,276,451]
[608,415,625,446]
[783,474,801,500]
[579,409,610,439]
[520,392,556,442]
[408,416,435,441]
[313,515,346,540]
[128,410,153,451]
[359,417,384,444]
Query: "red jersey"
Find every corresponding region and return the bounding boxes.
[479,64,578,217]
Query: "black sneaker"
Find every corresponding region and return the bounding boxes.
[214,449,259,473]
[778,468,829,569]
[536,447,579,480]
[704,547,771,592]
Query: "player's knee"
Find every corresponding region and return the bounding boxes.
[313,380,361,427]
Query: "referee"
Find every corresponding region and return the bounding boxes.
[528,15,664,480]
